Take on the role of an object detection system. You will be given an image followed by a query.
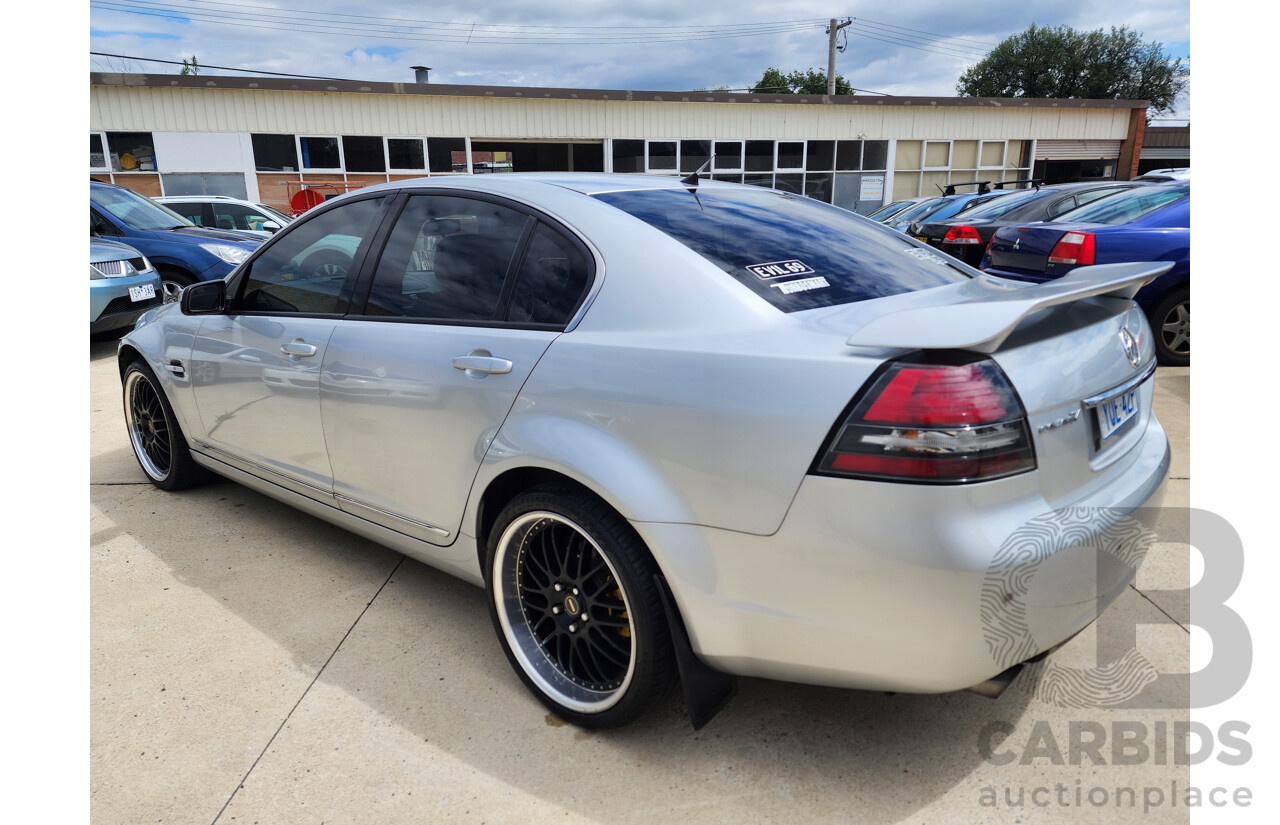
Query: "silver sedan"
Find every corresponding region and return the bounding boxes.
[119,173,1171,728]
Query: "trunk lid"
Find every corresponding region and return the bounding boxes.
[985,224,1067,276]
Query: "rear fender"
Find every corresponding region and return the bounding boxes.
[471,413,698,531]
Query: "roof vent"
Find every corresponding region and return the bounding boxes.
[411,66,432,84]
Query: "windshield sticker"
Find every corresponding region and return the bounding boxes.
[747,260,816,280]
[771,276,830,295]
[901,246,951,266]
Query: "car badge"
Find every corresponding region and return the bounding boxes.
[1120,327,1141,368]
[1012,238,1020,251]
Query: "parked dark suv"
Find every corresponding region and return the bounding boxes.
[90,181,262,302]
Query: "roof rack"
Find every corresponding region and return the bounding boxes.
[993,178,1043,190]
[941,181,991,196]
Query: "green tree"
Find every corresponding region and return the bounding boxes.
[752,67,852,95]
[957,24,1186,114]
[180,55,200,76]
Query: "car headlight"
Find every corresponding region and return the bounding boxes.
[199,243,253,265]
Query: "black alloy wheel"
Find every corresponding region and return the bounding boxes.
[123,361,210,490]
[486,484,674,728]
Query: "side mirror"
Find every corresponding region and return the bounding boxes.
[261,221,281,234]
[181,280,226,315]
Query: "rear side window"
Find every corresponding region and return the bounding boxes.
[593,187,968,312]
[363,194,530,322]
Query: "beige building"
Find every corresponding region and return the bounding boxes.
[90,72,1149,216]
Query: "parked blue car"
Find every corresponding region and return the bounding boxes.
[882,189,1014,233]
[90,181,262,303]
[90,238,162,335]
[981,181,1190,365]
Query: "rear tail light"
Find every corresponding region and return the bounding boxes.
[815,356,1036,484]
[1048,231,1096,265]
[942,225,983,245]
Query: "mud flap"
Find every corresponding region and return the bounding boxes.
[654,574,738,730]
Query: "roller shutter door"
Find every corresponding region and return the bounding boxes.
[1035,139,1123,160]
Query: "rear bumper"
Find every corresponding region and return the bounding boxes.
[636,413,1170,693]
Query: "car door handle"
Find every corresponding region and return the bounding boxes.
[281,340,318,357]
[452,355,513,375]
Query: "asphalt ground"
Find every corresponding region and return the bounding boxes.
[90,337,1193,824]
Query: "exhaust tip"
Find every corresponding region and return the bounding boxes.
[966,664,1024,699]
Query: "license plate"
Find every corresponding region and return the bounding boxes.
[129,284,156,302]
[912,235,929,243]
[1097,388,1139,441]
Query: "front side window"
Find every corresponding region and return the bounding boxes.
[363,195,530,321]
[593,187,969,313]
[238,197,385,315]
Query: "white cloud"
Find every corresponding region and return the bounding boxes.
[88,0,1190,118]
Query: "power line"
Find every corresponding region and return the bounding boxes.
[847,27,989,62]
[91,1,827,44]
[851,17,999,50]
[89,52,358,81]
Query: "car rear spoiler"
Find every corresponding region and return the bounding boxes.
[845,262,1175,353]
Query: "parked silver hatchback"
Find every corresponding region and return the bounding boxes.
[120,173,1170,728]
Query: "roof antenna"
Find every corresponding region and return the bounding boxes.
[681,155,713,188]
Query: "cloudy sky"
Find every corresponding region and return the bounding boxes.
[88,0,1191,121]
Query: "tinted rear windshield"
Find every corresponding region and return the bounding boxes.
[593,187,969,312]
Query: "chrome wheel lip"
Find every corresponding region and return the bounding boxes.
[493,511,637,714]
[124,370,171,482]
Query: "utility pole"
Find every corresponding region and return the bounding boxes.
[826,18,852,95]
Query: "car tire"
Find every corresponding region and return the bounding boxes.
[122,360,211,491]
[1149,288,1189,367]
[157,266,196,304]
[485,483,675,728]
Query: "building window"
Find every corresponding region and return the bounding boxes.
[388,138,426,171]
[807,140,835,171]
[835,140,862,171]
[776,141,805,170]
[611,140,645,173]
[891,139,1032,200]
[713,141,743,171]
[90,133,109,170]
[299,136,341,171]
[680,140,712,174]
[745,141,774,172]
[252,134,299,172]
[426,137,466,173]
[342,136,386,173]
[104,132,156,172]
[646,141,677,172]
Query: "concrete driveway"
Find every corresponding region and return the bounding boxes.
[91,338,1192,824]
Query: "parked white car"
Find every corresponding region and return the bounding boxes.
[155,195,293,238]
